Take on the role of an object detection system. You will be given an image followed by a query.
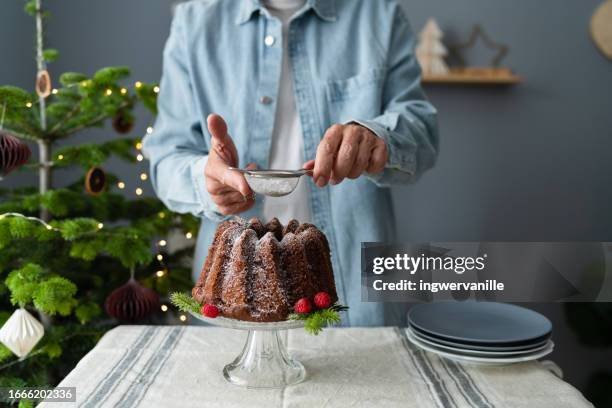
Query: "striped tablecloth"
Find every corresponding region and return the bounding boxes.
[41,326,593,408]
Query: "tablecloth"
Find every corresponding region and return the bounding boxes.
[40,325,593,407]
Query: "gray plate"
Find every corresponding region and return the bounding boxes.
[409,326,550,352]
[408,301,552,345]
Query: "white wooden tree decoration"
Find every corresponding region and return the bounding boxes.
[0,308,45,358]
[416,18,449,75]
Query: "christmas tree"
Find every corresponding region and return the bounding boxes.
[416,18,450,76]
[0,0,197,397]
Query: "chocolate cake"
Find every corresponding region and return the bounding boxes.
[192,217,338,322]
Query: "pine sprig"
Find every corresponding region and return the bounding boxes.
[288,303,349,335]
[170,292,201,314]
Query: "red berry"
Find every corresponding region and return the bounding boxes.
[201,303,219,318]
[294,298,312,314]
[314,292,332,309]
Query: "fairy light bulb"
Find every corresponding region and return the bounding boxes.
[156,270,165,278]
[140,173,148,181]
[120,88,128,95]
[135,81,143,88]
[135,141,143,150]
[136,154,144,162]
[158,239,167,247]
[156,254,163,261]
[153,86,160,93]
[161,304,168,312]
[117,181,125,189]
[158,212,166,219]
[185,232,193,239]
[97,223,104,229]
[146,126,153,135]
[105,89,113,96]
[26,102,32,108]
[179,314,187,322]
[135,188,143,196]
[46,225,53,230]
[51,88,58,95]
[57,154,64,161]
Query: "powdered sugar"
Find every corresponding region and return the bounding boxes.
[245,175,299,197]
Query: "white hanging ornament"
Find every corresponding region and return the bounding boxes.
[0,308,44,358]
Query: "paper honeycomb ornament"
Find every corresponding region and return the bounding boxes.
[105,278,159,323]
[0,131,31,176]
[0,308,44,358]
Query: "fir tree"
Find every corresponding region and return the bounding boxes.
[0,0,197,395]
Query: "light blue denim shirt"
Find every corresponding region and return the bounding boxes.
[143,0,439,326]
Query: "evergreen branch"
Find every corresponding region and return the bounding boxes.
[288,303,349,335]
[170,292,201,314]
[0,127,38,141]
[52,99,132,140]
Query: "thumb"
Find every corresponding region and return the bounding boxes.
[207,113,229,144]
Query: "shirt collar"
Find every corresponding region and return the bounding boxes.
[235,0,336,25]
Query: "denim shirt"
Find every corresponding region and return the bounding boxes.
[143,0,439,326]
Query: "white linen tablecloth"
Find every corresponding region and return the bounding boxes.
[41,325,593,408]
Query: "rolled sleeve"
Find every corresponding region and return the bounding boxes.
[352,5,439,187]
[142,4,227,222]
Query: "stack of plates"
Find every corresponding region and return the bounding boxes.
[406,302,554,365]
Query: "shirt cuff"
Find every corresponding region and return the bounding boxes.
[190,155,228,222]
[348,119,416,177]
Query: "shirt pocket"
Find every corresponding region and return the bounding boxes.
[325,68,386,123]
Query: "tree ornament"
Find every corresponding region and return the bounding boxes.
[0,131,32,176]
[85,167,106,195]
[416,18,449,75]
[104,277,160,323]
[112,111,134,134]
[36,69,52,98]
[0,308,44,358]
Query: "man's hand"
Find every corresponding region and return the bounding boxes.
[204,114,255,215]
[305,124,388,187]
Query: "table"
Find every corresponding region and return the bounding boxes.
[41,326,593,407]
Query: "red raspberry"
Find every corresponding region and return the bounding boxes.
[294,298,312,314]
[201,304,219,318]
[314,292,332,309]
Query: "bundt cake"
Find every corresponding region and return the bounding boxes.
[192,217,338,322]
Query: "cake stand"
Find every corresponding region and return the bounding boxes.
[189,312,306,389]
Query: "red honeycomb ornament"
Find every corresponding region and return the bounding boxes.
[0,131,31,176]
[104,278,159,323]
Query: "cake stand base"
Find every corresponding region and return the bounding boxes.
[189,313,306,389]
[223,330,305,388]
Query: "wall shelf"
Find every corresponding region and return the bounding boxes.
[422,68,522,86]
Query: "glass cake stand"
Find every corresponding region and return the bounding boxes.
[189,312,306,389]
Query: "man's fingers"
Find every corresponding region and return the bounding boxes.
[366,140,387,174]
[218,197,255,216]
[211,191,248,207]
[221,167,252,197]
[331,127,362,184]
[348,133,376,179]
[314,124,344,187]
[302,160,315,177]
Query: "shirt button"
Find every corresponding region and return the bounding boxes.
[264,35,276,47]
[260,96,273,105]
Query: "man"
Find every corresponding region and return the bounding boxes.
[144,0,438,326]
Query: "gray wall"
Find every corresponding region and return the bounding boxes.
[2,0,612,396]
